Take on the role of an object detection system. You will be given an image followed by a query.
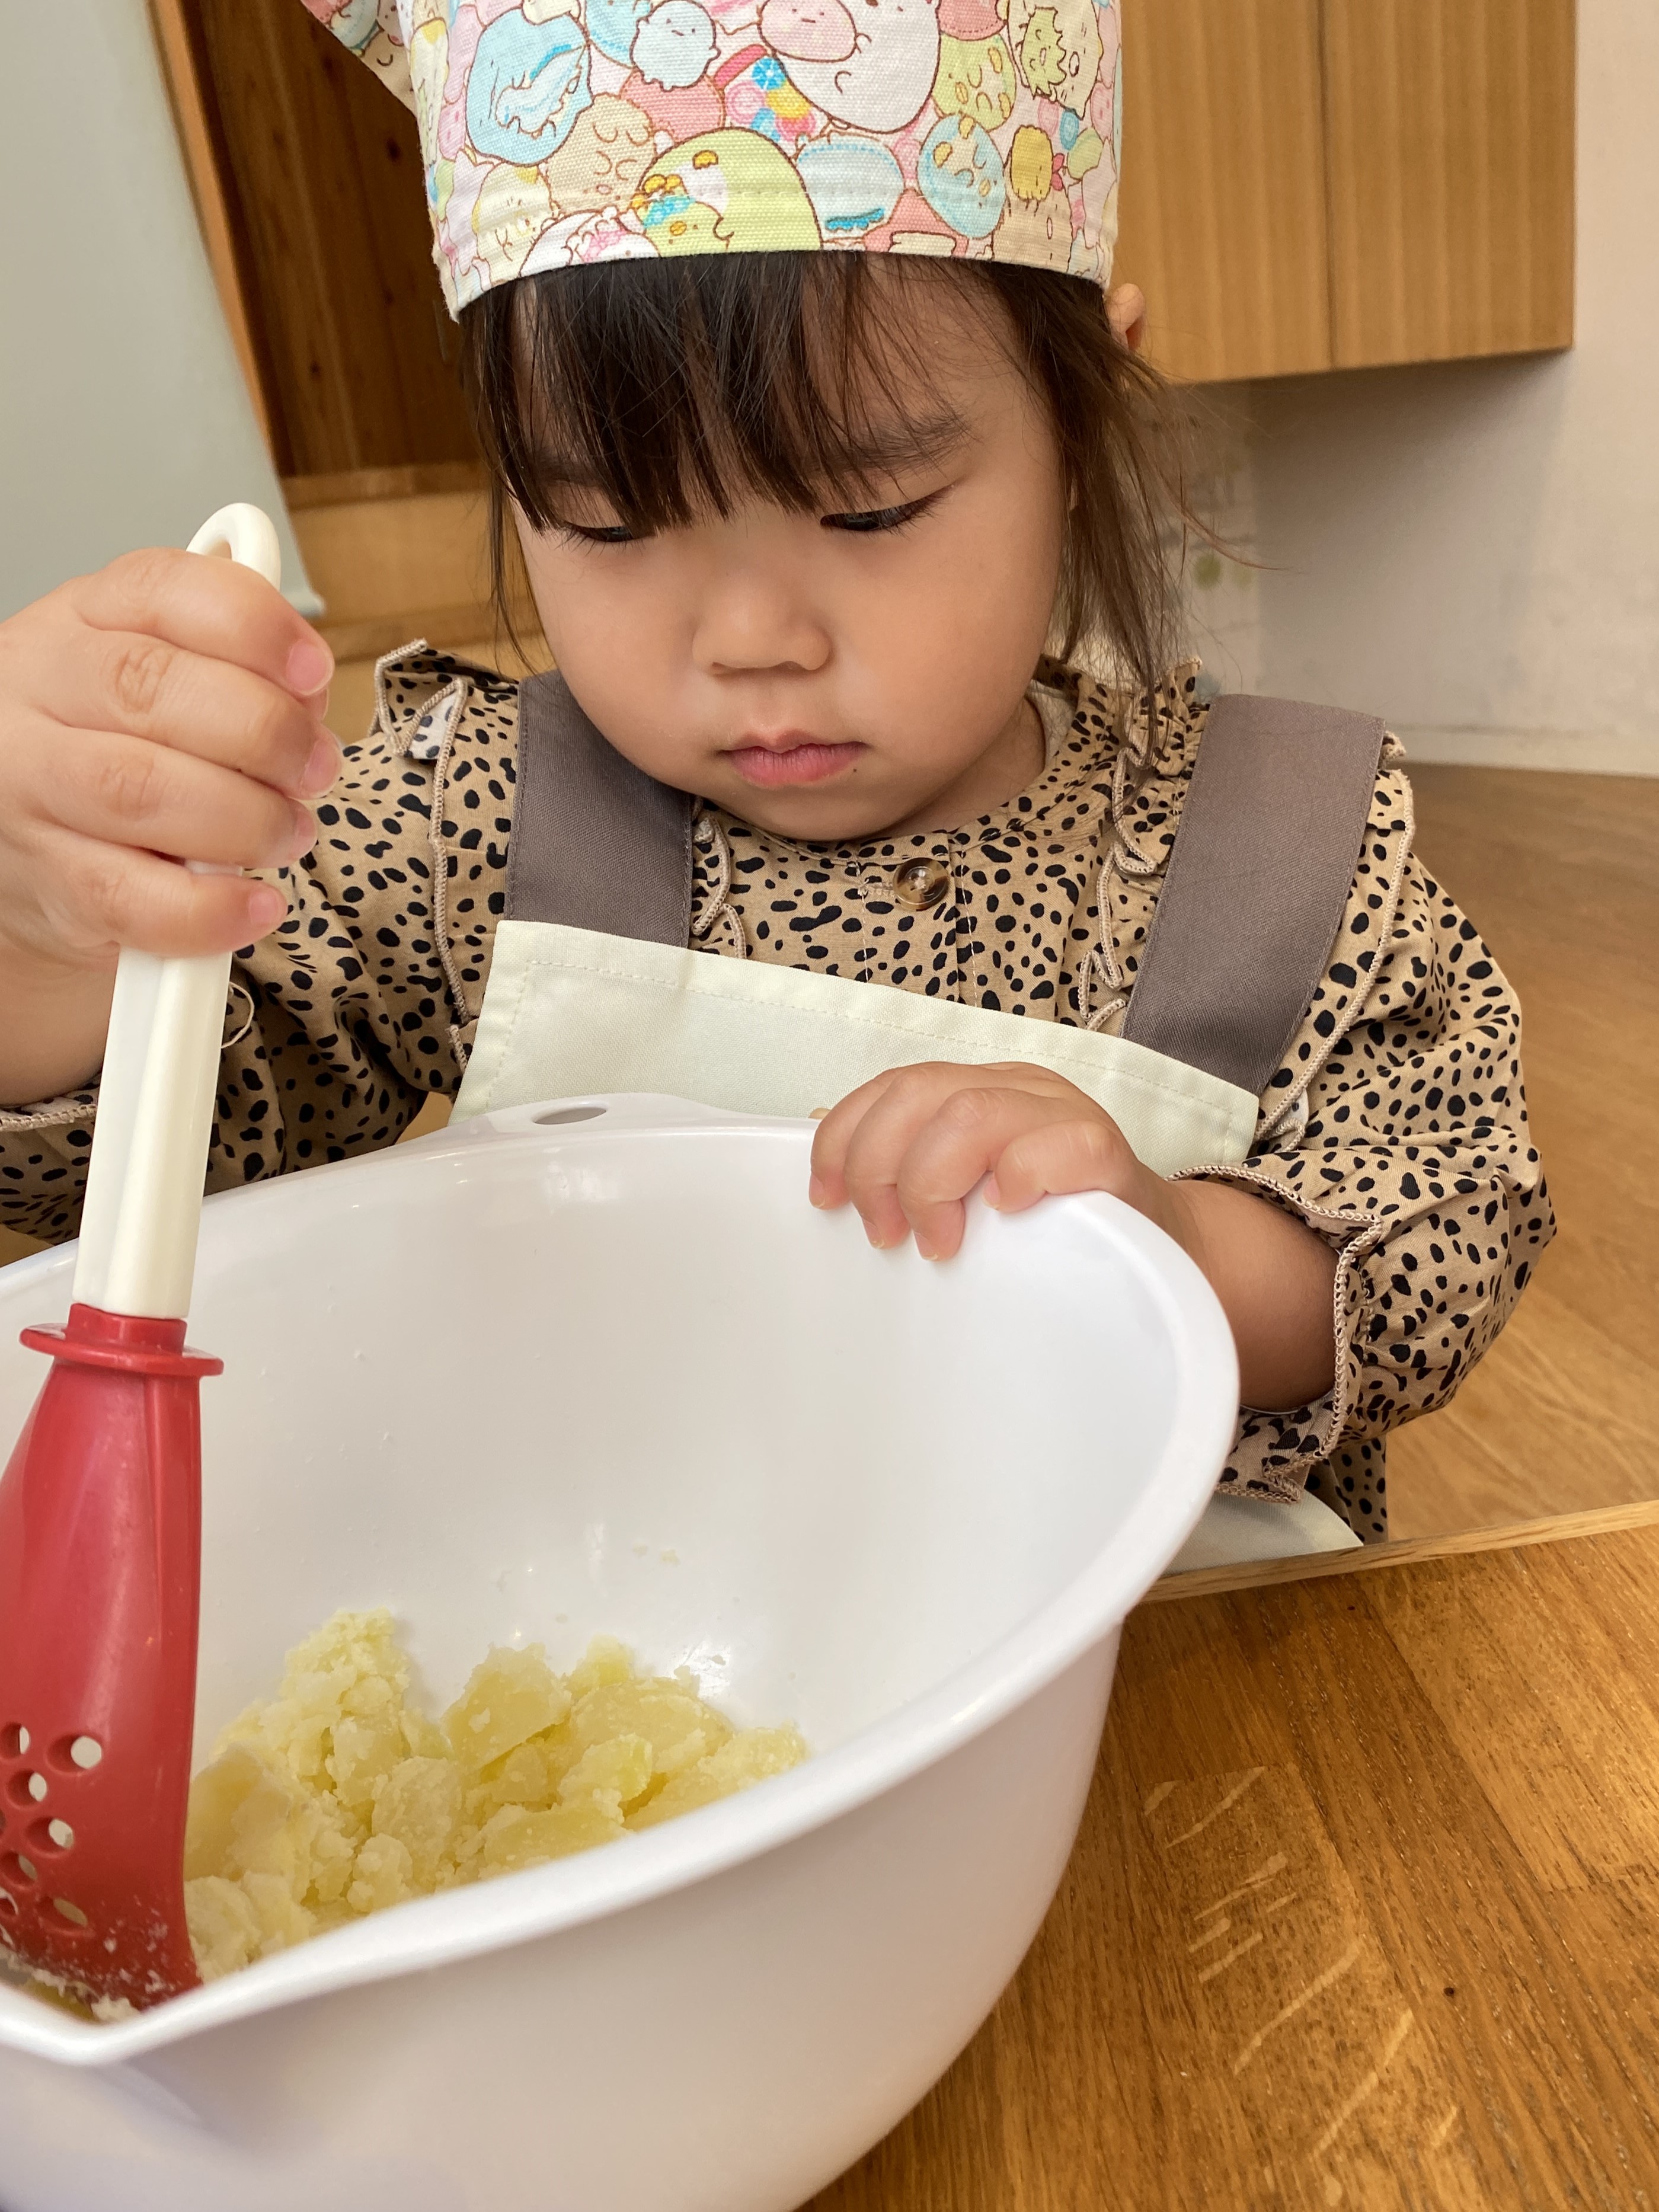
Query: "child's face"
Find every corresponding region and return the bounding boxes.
[512,287,1067,840]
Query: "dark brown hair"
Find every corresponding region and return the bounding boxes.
[459,252,1189,694]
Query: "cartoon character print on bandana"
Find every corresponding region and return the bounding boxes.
[541,93,659,213]
[936,0,998,32]
[917,111,1005,238]
[993,181,1071,266]
[585,0,653,60]
[1067,187,1110,278]
[624,1,724,130]
[1093,6,1122,164]
[796,134,903,236]
[758,0,855,60]
[471,159,556,279]
[631,0,718,84]
[424,2,480,161]
[865,187,955,253]
[305,0,411,93]
[715,44,823,149]
[1057,102,1102,181]
[999,109,1070,264]
[766,0,941,133]
[467,5,593,161]
[301,0,1123,305]
[1006,0,1099,115]
[702,0,764,31]
[1056,36,1116,251]
[931,34,1014,130]
[634,129,820,251]
[408,10,453,152]
[523,204,660,270]
[1082,39,1121,211]
[1005,120,1051,200]
[306,0,381,49]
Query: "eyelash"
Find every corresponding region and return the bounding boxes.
[820,494,938,536]
[554,521,637,546]
[552,490,942,546]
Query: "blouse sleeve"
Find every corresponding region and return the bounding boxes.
[1178,824,1554,1536]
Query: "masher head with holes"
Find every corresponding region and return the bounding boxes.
[0,1308,222,2008]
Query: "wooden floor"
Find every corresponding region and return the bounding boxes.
[2,761,1653,1545]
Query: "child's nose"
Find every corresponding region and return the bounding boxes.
[693,570,832,677]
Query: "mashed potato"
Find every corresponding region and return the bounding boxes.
[184,1610,806,1981]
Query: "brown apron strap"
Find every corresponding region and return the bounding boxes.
[506,673,1385,1097]
[505,669,695,943]
[1121,693,1388,1095]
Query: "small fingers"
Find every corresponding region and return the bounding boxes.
[984,1115,1139,1214]
[808,1068,907,1213]
[30,827,287,961]
[895,1087,1065,1257]
[71,546,334,702]
[826,1066,990,1248]
[51,628,341,800]
[810,1065,1094,1252]
[835,1075,925,1249]
[19,726,314,870]
[841,1077,1026,1255]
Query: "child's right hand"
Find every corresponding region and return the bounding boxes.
[0,548,343,1106]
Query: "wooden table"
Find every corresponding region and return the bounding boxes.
[808,1501,1659,2212]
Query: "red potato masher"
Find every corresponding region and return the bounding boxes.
[0,506,283,2009]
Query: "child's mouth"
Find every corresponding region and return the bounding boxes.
[726,737,866,788]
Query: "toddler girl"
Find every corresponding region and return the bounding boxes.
[0,0,1551,1544]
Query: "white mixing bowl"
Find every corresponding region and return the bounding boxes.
[0,1095,1236,2212]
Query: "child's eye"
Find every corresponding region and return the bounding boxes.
[820,494,937,536]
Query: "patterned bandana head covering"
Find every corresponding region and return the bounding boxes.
[302,0,1120,314]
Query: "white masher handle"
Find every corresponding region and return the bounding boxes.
[72,506,283,1320]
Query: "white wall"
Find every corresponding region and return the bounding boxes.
[1185,0,1657,774]
[0,0,316,622]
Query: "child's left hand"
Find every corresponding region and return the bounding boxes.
[808,1062,1194,1263]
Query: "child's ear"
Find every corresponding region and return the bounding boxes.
[1106,283,1147,354]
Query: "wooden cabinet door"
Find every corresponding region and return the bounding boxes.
[1113,0,1332,383]
[1323,0,1576,367]
[1115,0,1574,382]
[163,0,474,481]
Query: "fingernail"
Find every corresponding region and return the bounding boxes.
[807,1175,826,1207]
[299,733,342,796]
[286,804,316,859]
[915,1234,939,1261]
[248,884,287,931]
[983,1177,1002,1209]
[287,638,334,695]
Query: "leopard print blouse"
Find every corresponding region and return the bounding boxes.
[0,645,1554,1540]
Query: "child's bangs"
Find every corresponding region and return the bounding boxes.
[462,251,1192,700]
[480,255,983,535]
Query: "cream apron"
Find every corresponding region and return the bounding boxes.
[453,679,1388,1570]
